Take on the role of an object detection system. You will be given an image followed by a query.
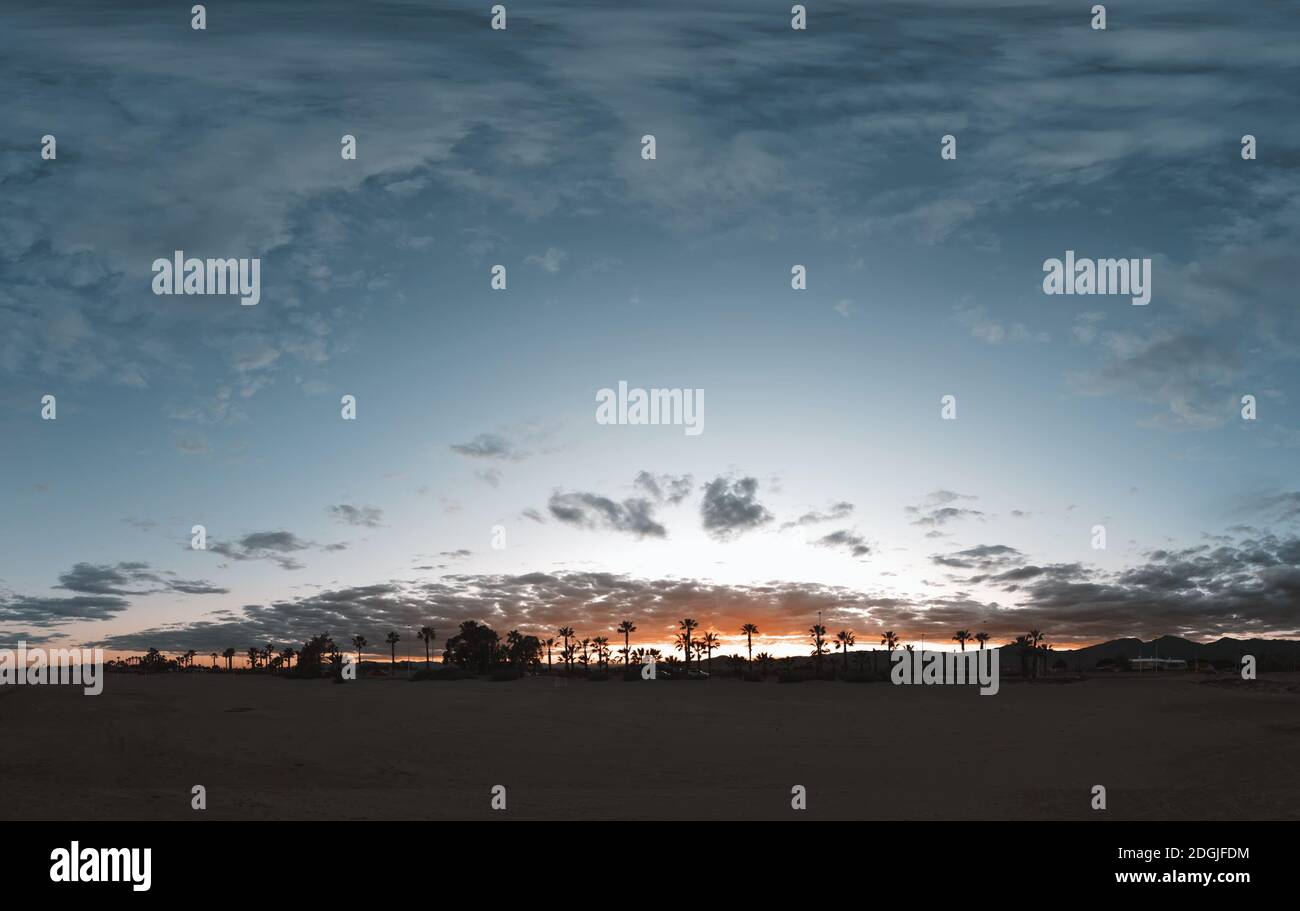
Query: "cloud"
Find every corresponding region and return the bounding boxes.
[633,471,694,504]
[55,561,227,597]
[327,504,384,528]
[548,491,666,538]
[700,476,772,540]
[814,529,871,558]
[207,531,324,570]
[906,490,983,527]
[932,544,1025,571]
[449,433,525,461]
[525,247,566,272]
[954,304,1049,345]
[0,595,129,628]
[782,501,854,529]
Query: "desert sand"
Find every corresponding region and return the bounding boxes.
[2,672,1297,820]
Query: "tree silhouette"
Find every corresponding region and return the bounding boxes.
[209,651,218,669]
[281,647,295,671]
[975,631,990,650]
[352,635,367,672]
[617,620,637,665]
[543,637,555,671]
[741,623,759,668]
[222,647,235,671]
[755,652,773,679]
[558,627,575,672]
[592,636,611,670]
[701,631,721,673]
[385,631,401,676]
[678,618,698,674]
[835,629,856,674]
[880,630,899,673]
[246,647,260,670]
[953,630,972,651]
[417,626,436,669]
[809,624,828,676]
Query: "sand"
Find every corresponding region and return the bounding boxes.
[2,671,1297,820]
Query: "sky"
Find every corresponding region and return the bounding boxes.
[2,0,1299,661]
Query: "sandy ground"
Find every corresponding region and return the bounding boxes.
[2,671,1297,820]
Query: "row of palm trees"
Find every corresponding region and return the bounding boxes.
[201,622,1050,678]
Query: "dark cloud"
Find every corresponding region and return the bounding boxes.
[449,433,524,461]
[782,501,854,529]
[906,490,983,527]
[55,561,227,597]
[326,504,384,528]
[548,492,666,538]
[208,531,321,570]
[932,544,1024,571]
[814,529,871,558]
[700,476,772,540]
[0,594,129,627]
[633,471,694,505]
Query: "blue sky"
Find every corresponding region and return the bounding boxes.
[2,0,1298,657]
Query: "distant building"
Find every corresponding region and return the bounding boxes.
[1130,657,1187,670]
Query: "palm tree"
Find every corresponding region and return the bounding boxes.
[835,629,856,674]
[281,647,295,670]
[1028,629,1046,679]
[543,637,555,671]
[975,631,990,650]
[183,649,197,669]
[741,623,759,668]
[558,627,575,671]
[617,620,637,665]
[352,635,367,671]
[701,631,721,672]
[246,647,259,670]
[385,631,401,675]
[222,647,235,671]
[880,630,899,673]
[209,652,218,669]
[953,630,972,651]
[592,636,611,670]
[809,624,828,676]
[417,626,436,669]
[755,652,773,679]
[678,618,699,674]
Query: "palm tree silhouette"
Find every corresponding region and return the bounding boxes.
[835,629,856,674]
[880,630,899,673]
[1028,629,1046,678]
[222,647,235,671]
[543,637,555,671]
[246,647,260,670]
[558,627,575,672]
[701,631,721,673]
[741,623,759,668]
[281,647,295,671]
[809,624,829,676]
[385,631,401,675]
[352,635,367,672]
[592,636,611,670]
[975,631,990,650]
[953,630,972,651]
[678,618,699,674]
[210,652,218,669]
[417,626,436,669]
[617,620,637,665]
[755,652,773,678]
